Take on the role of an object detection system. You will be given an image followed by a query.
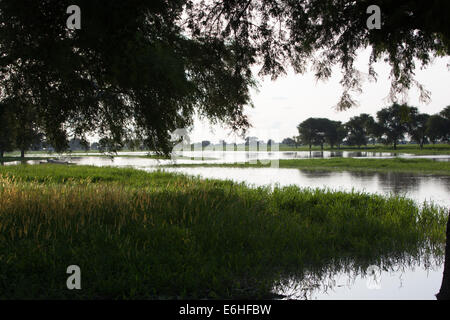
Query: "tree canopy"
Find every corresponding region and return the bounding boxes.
[1,1,449,153]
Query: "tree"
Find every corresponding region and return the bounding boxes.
[68,138,89,151]
[0,0,254,155]
[12,102,43,158]
[245,136,258,146]
[440,106,450,142]
[441,106,450,121]
[426,114,448,144]
[201,140,211,148]
[345,117,366,148]
[376,104,411,150]
[188,1,450,110]
[297,118,319,150]
[408,109,430,149]
[2,1,449,154]
[0,102,16,158]
[335,124,347,150]
[324,120,344,149]
[281,137,295,147]
[297,118,333,150]
[345,114,377,148]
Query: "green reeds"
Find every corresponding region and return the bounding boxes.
[0,165,447,299]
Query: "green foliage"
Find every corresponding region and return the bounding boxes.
[427,115,450,144]
[188,0,450,109]
[408,109,430,148]
[376,103,411,149]
[297,118,339,149]
[0,0,255,155]
[0,102,16,157]
[0,165,446,299]
[1,1,449,154]
[345,114,376,148]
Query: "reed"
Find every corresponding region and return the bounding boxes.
[0,165,446,299]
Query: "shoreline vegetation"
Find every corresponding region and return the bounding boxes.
[164,158,450,176]
[0,165,447,299]
[2,143,450,159]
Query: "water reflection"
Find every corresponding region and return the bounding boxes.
[161,167,450,207]
[274,251,444,300]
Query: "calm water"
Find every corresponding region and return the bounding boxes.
[275,257,444,300]
[3,151,449,299]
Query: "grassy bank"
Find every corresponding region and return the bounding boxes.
[165,158,450,175]
[0,165,447,299]
[277,143,450,154]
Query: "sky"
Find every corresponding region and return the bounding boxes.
[188,49,450,144]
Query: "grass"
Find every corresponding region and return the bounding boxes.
[165,158,450,175]
[277,143,450,155]
[0,165,447,299]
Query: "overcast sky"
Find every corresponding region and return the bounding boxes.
[189,49,450,144]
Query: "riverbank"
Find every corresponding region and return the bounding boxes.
[165,158,450,176]
[277,143,450,155]
[0,165,446,299]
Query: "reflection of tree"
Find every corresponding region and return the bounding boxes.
[347,171,422,196]
[275,250,440,300]
[299,169,333,179]
[437,211,450,300]
[329,152,344,158]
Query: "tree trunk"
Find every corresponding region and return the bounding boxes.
[393,141,397,150]
[0,149,4,159]
[21,149,25,158]
[437,210,450,300]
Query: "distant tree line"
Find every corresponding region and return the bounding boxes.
[287,104,450,150]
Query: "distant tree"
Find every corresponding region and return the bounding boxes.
[345,120,366,148]
[345,114,376,148]
[14,108,42,158]
[218,140,227,150]
[426,115,449,144]
[441,106,450,121]
[369,122,384,145]
[245,136,258,146]
[297,118,316,150]
[324,120,344,149]
[98,138,123,153]
[90,142,100,151]
[68,138,89,151]
[0,103,16,158]
[201,140,211,148]
[408,109,430,149]
[439,106,450,142]
[335,123,347,150]
[297,118,329,150]
[281,137,295,147]
[376,104,411,150]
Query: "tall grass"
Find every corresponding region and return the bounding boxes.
[0,165,447,299]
